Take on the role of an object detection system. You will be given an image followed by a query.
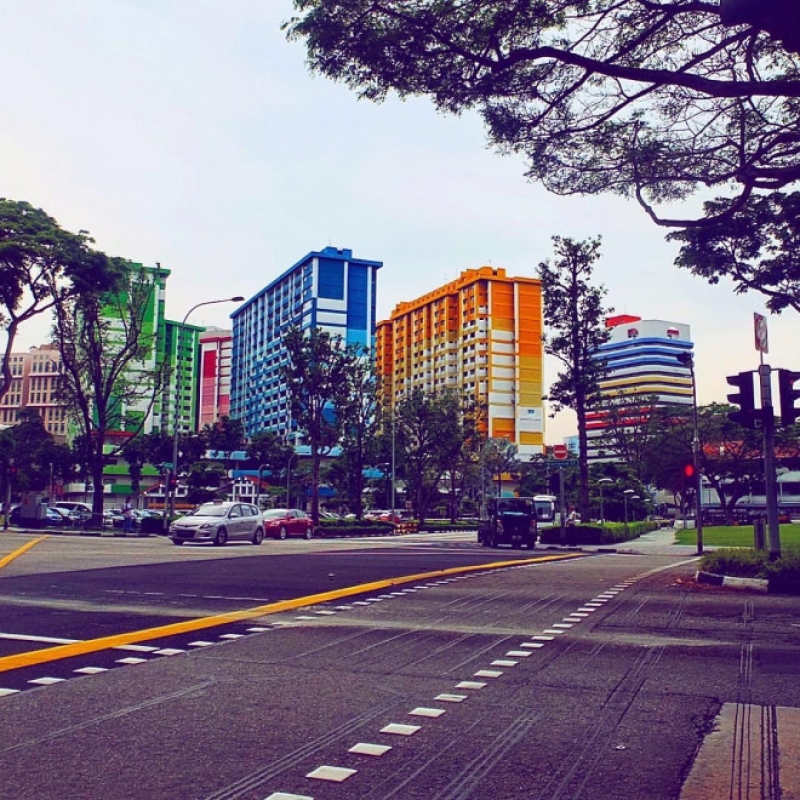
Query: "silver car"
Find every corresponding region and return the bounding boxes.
[169,502,264,547]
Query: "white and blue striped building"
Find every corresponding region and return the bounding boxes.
[587,315,694,461]
[229,247,382,438]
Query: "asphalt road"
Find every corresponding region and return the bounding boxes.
[0,530,798,799]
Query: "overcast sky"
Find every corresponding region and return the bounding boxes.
[3,1,798,442]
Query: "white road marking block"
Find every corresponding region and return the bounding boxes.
[578,607,597,612]
[520,642,545,649]
[381,723,421,736]
[0,688,20,696]
[188,641,216,648]
[571,613,590,617]
[116,657,148,665]
[506,651,532,657]
[436,693,468,702]
[306,765,357,782]
[114,644,158,652]
[28,677,65,685]
[154,648,184,656]
[246,626,270,632]
[532,635,555,641]
[264,793,314,800]
[220,633,245,639]
[315,611,336,616]
[491,660,518,667]
[543,629,566,635]
[552,623,573,629]
[456,681,487,690]
[74,667,108,675]
[474,669,503,678]
[349,742,392,756]
[410,707,445,718]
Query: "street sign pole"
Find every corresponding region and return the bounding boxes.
[759,364,781,558]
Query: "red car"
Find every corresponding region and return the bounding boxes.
[261,508,314,540]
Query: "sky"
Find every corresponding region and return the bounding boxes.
[3,0,799,443]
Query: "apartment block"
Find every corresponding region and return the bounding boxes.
[0,344,69,440]
[198,328,233,428]
[376,266,544,461]
[587,314,694,460]
[230,246,382,438]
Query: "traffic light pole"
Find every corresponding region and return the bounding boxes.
[759,365,781,559]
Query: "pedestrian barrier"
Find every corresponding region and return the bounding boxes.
[393,521,418,534]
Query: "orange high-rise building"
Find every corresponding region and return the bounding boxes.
[376,266,544,460]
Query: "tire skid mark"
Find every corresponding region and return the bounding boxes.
[537,645,666,800]
[0,680,214,756]
[202,697,403,800]
[436,715,540,800]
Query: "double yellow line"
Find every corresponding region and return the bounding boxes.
[0,551,584,674]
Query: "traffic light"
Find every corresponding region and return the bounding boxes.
[168,474,178,492]
[726,371,758,428]
[682,463,696,491]
[778,369,800,427]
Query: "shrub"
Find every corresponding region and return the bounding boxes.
[701,546,800,593]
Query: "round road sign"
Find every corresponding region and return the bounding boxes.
[552,444,569,460]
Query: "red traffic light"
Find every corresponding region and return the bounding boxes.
[683,464,695,479]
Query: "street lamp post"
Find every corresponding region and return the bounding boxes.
[166,296,243,530]
[597,477,613,524]
[623,489,634,531]
[677,352,703,555]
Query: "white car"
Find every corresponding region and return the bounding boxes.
[169,501,264,546]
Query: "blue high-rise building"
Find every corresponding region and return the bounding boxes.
[230,247,383,438]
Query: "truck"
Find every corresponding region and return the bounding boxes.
[478,497,538,550]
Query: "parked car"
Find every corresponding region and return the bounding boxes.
[169,501,264,546]
[261,508,314,540]
[52,501,93,524]
[10,506,69,527]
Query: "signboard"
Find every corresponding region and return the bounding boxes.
[517,406,544,433]
[754,312,769,354]
[552,444,569,460]
[548,458,578,468]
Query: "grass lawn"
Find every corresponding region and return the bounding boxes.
[675,523,800,548]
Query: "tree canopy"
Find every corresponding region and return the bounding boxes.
[287,1,800,311]
[0,199,119,402]
[539,236,611,519]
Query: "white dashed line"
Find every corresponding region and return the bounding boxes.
[410,707,445,718]
[542,629,566,635]
[435,693,468,702]
[349,742,392,756]
[381,723,421,736]
[520,642,545,649]
[0,633,79,644]
[552,623,573,629]
[455,681,487,690]
[188,641,216,648]
[0,688,20,696]
[115,645,158,652]
[28,677,65,686]
[532,635,555,641]
[220,634,245,640]
[506,650,532,657]
[265,793,313,800]
[306,765,357,782]
[474,669,503,679]
[153,648,184,656]
[116,657,148,665]
[74,667,108,675]
[491,660,518,667]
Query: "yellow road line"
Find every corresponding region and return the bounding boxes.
[0,551,584,674]
[0,536,49,570]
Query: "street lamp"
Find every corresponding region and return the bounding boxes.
[167,296,244,527]
[597,477,613,523]
[630,495,641,522]
[677,351,703,555]
[623,489,634,531]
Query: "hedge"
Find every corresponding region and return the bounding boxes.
[316,520,396,538]
[539,520,658,546]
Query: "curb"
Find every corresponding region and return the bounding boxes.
[695,570,769,593]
